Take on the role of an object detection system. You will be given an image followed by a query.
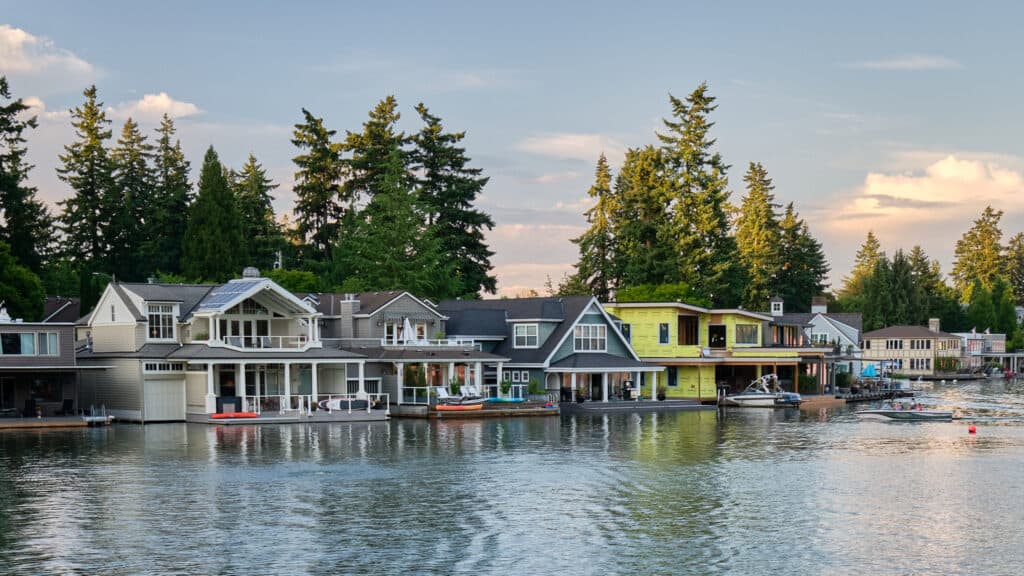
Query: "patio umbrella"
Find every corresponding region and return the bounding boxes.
[861,364,878,378]
[403,317,416,344]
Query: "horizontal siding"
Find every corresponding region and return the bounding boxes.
[185,372,207,414]
[90,324,138,353]
[0,324,75,367]
[78,358,142,415]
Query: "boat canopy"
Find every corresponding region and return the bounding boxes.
[861,364,879,378]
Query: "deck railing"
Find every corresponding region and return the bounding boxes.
[215,335,309,350]
[235,393,390,416]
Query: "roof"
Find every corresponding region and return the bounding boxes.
[77,343,365,361]
[443,308,507,337]
[547,353,661,371]
[438,296,595,364]
[338,345,509,363]
[862,325,960,339]
[43,297,81,323]
[111,282,145,321]
[119,283,217,321]
[606,301,772,321]
[77,343,185,359]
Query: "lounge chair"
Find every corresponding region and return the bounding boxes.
[56,399,75,416]
[434,386,457,404]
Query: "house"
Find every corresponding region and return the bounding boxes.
[438,296,662,402]
[76,268,372,423]
[1,303,103,420]
[860,319,962,376]
[299,291,509,405]
[603,297,833,401]
[773,296,863,383]
[952,330,1006,371]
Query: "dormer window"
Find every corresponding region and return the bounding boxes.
[513,324,539,348]
[147,304,176,341]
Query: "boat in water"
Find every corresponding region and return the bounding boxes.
[858,402,953,421]
[722,374,803,407]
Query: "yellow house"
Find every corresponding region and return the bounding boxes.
[603,301,829,402]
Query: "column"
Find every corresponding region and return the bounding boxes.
[311,362,319,411]
[357,361,366,398]
[237,363,246,411]
[570,372,577,402]
[475,362,483,395]
[396,362,404,405]
[601,372,609,403]
[283,362,291,410]
[634,371,640,401]
[448,362,456,389]
[496,361,504,398]
[205,363,216,413]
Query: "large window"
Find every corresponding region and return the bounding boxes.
[514,324,539,348]
[677,316,698,345]
[621,323,631,343]
[148,304,176,340]
[0,333,57,356]
[659,323,670,344]
[667,366,678,387]
[735,324,759,345]
[574,324,607,352]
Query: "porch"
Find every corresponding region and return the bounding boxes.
[547,353,665,403]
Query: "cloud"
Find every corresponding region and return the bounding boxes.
[517,133,626,166]
[846,54,961,71]
[109,92,201,121]
[534,170,581,184]
[20,96,70,121]
[0,25,93,75]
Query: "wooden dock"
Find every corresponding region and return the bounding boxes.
[186,410,389,425]
[560,399,712,413]
[838,390,914,404]
[0,416,91,430]
[392,403,560,419]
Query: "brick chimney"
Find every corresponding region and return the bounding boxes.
[811,296,828,314]
[928,318,940,333]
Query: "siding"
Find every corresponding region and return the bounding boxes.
[550,314,632,364]
[78,358,143,420]
[185,371,207,414]
[362,294,443,339]
[0,324,75,367]
[605,306,705,358]
[90,324,138,353]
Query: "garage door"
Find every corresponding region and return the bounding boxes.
[144,379,185,422]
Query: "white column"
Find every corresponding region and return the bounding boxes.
[496,361,504,397]
[307,316,314,343]
[237,363,246,411]
[635,371,641,401]
[448,362,456,388]
[396,362,404,405]
[475,362,483,394]
[570,373,577,402]
[311,362,319,410]
[601,372,609,403]
[205,363,216,413]
[283,362,291,410]
[357,361,366,398]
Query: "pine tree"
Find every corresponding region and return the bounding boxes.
[966,280,996,332]
[572,153,617,300]
[107,117,154,280]
[952,206,1005,302]
[291,108,344,264]
[613,146,675,287]
[144,114,191,275]
[862,257,893,331]
[181,147,246,281]
[735,162,782,310]
[412,103,496,298]
[57,85,114,267]
[341,96,408,206]
[657,84,744,306]
[775,203,829,312]
[1005,232,1024,305]
[990,277,1018,337]
[234,153,283,271]
[0,240,44,321]
[0,76,53,274]
[837,231,884,310]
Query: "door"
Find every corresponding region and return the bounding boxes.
[144,378,185,422]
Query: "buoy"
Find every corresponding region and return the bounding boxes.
[968,425,977,434]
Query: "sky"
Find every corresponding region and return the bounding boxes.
[4,1,1024,298]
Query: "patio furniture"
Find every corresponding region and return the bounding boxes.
[56,399,76,416]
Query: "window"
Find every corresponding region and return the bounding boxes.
[415,323,427,340]
[864,340,871,350]
[736,325,759,345]
[1,333,35,355]
[574,324,607,352]
[708,325,727,348]
[771,301,783,315]
[886,339,904,350]
[511,371,521,382]
[667,366,678,387]
[621,323,631,343]
[110,305,116,322]
[514,324,539,348]
[521,371,530,382]
[144,362,185,373]
[148,304,175,340]
[678,316,698,345]
[659,323,670,344]
[502,371,511,382]
[37,333,58,356]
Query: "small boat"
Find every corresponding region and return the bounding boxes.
[318,398,370,411]
[435,403,484,412]
[210,412,259,419]
[486,397,525,403]
[722,374,803,407]
[858,402,953,421]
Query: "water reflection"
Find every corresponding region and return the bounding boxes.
[2,386,1024,574]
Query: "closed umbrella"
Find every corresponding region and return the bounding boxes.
[402,317,416,344]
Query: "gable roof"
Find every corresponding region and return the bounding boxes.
[43,297,81,323]
[192,278,315,317]
[120,282,217,321]
[862,325,960,339]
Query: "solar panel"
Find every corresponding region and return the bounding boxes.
[195,279,264,311]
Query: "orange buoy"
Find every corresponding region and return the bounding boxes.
[968,425,977,434]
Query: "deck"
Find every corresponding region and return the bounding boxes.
[186,409,389,425]
[392,402,560,419]
[559,399,712,413]
[0,416,113,429]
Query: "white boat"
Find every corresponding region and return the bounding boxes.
[722,374,803,407]
[857,402,953,421]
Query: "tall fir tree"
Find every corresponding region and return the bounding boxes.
[966,280,996,332]
[775,203,829,312]
[57,85,114,268]
[0,76,53,274]
[862,257,894,332]
[412,103,496,298]
[107,117,154,280]
[291,108,344,264]
[1005,232,1024,305]
[572,153,617,300]
[234,153,283,271]
[951,206,1005,302]
[144,114,191,275]
[657,84,744,306]
[990,277,1018,337]
[613,146,676,288]
[735,162,782,310]
[181,147,246,281]
[837,230,884,310]
[0,240,44,321]
[341,96,408,206]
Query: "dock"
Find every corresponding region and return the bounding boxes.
[186,410,389,425]
[392,402,560,419]
[0,415,113,430]
[837,389,914,403]
[559,399,712,413]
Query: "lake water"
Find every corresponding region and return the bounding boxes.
[2,380,1024,575]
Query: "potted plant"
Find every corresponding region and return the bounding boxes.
[527,378,546,402]
[656,384,667,401]
[449,377,462,396]
[500,378,513,397]
[576,384,587,403]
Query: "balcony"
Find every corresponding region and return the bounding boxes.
[213,335,310,350]
[321,338,480,351]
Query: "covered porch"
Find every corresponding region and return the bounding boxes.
[547,353,664,403]
[0,366,109,421]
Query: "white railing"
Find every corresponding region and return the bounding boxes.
[313,393,390,414]
[235,394,390,416]
[380,338,478,348]
[403,386,433,405]
[216,335,309,350]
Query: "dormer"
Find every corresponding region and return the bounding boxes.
[145,302,180,342]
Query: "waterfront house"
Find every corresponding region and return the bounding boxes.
[860,319,962,376]
[603,297,833,401]
[438,296,661,402]
[773,296,863,384]
[952,329,1006,372]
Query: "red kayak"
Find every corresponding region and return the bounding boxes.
[210,412,259,419]
[435,404,483,412]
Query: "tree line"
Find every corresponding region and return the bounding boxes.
[0,77,497,319]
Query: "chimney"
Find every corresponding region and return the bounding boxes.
[928,318,940,333]
[242,266,260,279]
[770,297,784,317]
[811,296,827,314]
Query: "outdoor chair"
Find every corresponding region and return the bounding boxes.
[57,399,75,416]
[434,387,455,403]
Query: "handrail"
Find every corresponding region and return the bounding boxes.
[213,335,310,350]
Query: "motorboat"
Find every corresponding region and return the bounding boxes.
[858,402,953,421]
[318,397,371,411]
[722,374,803,407]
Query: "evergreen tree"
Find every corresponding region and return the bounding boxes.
[839,230,884,308]
[990,277,1018,337]
[107,117,154,280]
[0,76,53,274]
[775,203,829,312]
[613,146,675,287]
[862,257,894,331]
[0,240,44,321]
[952,206,1005,302]
[412,103,496,298]
[1005,232,1024,305]
[144,114,191,275]
[291,108,344,263]
[572,153,617,301]
[657,84,744,306]
[333,146,452,297]
[57,85,114,266]
[735,162,782,310]
[966,280,996,332]
[341,96,408,206]
[181,147,246,281]
[234,153,283,271]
